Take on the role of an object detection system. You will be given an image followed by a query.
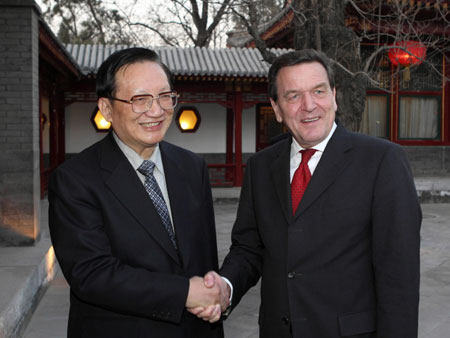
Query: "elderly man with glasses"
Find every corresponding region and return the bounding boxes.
[48,47,225,338]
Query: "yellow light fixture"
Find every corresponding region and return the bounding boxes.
[176,107,201,133]
[91,107,111,132]
[180,110,197,130]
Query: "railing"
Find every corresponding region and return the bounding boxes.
[208,163,245,187]
[40,165,60,199]
[41,163,242,198]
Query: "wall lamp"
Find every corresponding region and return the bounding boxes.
[91,106,111,132]
[176,106,201,133]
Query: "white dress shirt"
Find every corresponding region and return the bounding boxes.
[290,122,337,182]
[113,133,174,229]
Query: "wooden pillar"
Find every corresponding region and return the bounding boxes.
[57,101,66,164]
[49,102,58,168]
[40,80,67,198]
[51,85,66,166]
[391,65,399,142]
[225,106,234,182]
[234,90,243,186]
[443,54,449,143]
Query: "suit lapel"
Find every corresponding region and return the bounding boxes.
[100,134,180,264]
[270,139,292,224]
[295,125,353,218]
[160,142,193,269]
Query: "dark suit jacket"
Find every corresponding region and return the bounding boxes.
[48,133,223,338]
[220,125,421,338]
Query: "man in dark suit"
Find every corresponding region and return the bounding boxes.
[197,49,422,337]
[48,47,224,338]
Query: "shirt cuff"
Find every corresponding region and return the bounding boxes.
[221,276,233,304]
[220,276,233,318]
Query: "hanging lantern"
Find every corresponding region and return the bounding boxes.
[388,40,427,66]
[388,41,427,84]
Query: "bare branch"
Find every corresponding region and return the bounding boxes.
[129,22,178,46]
[86,0,106,44]
[231,1,277,63]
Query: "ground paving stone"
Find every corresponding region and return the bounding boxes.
[22,201,450,338]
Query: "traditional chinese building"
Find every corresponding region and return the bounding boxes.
[57,44,291,189]
[227,0,450,175]
[1,0,449,246]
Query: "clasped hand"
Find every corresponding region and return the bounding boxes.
[186,271,230,323]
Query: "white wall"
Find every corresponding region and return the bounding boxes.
[166,103,226,153]
[65,101,256,154]
[65,102,106,153]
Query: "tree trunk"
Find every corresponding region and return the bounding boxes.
[292,0,366,131]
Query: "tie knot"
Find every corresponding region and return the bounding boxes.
[138,160,156,177]
[300,149,316,164]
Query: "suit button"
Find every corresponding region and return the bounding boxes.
[287,271,295,279]
[281,317,290,325]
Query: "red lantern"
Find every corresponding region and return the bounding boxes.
[388,41,427,66]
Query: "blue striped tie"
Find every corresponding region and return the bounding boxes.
[138,160,177,249]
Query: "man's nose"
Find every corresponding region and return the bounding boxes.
[301,92,316,112]
[144,100,163,116]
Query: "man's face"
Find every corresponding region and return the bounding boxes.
[270,61,337,148]
[99,61,173,159]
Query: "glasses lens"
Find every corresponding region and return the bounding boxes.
[130,93,178,113]
[159,92,178,109]
[132,96,152,113]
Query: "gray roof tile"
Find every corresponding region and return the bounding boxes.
[65,44,291,78]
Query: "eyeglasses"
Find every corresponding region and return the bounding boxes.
[110,91,180,113]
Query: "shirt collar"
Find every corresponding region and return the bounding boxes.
[112,132,163,173]
[290,122,337,159]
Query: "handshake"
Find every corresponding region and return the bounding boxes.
[186,271,231,323]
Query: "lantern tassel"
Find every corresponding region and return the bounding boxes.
[403,65,411,82]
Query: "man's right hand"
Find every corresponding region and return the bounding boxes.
[187,271,231,323]
[186,276,221,309]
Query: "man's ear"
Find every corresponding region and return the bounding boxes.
[332,87,338,112]
[98,98,113,123]
[270,98,283,123]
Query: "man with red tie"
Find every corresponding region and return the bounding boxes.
[197,49,421,338]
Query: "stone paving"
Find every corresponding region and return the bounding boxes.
[22,201,450,338]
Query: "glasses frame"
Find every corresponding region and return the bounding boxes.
[110,91,180,113]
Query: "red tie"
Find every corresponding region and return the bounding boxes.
[291,149,316,214]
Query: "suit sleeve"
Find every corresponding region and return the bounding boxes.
[48,167,189,323]
[220,159,264,308]
[202,160,220,271]
[371,144,421,337]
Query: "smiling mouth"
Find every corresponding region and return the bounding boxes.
[140,122,161,127]
[302,117,319,123]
